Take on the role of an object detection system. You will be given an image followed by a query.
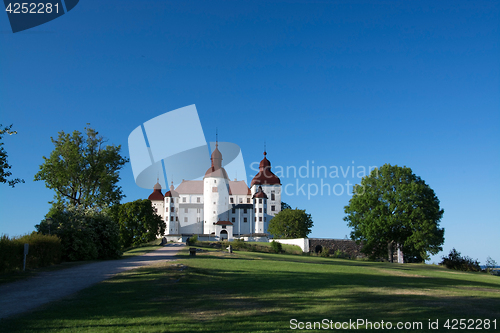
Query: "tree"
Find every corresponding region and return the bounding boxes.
[439,248,480,272]
[34,126,128,209]
[111,199,166,248]
[268,208,313,239]
[281,201,292,211]
[0,124,24,187]
[344,164,444,262]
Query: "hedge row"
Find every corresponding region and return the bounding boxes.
[0,233,62,273]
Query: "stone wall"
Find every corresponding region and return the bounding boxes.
[308,238,365,259]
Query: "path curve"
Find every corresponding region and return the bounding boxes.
[0,243,185,319]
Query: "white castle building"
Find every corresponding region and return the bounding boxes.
[148,143,282,241]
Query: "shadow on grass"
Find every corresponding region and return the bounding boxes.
[2,251,499,333]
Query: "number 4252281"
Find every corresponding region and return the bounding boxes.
[5,3,59,14]
[444,319,496,330]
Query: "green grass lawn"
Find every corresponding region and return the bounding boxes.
[1,247,499,332]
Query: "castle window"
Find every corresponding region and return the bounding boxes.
[197,208,201,213]
[271,205,275,211]
[259,199,262,204]
[166,198,169,203]
[264,208,267,214]
[170,216,174,221]
[264,217,267,222]
[230,197,234,203]
[244,217,247,222]
[271,191,275,200]
[247,198,250,203]
[214,180,217,183]
[254,217,257,222]
[212,187,218,192]
[166,207,169,212]
[222,225,226,229]
[197,197,200,203]
[239,198,243,203]
[259,217,262,222]
[259,208,262,213]
[254,208,256,214]
[184,217,188,222]
[184,208,188,213]
[232,208,235,214]
[232,217,235,222]
[182,197,186,203]
[172,208,175,212]
[243,209,247,214]
[176,217,178,221]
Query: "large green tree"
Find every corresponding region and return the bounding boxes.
[34,126,128,209]
[268,208,313,239]
[112,199,166,248]
[0,124,24,187]
[344,164,444,262]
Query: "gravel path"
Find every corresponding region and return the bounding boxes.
[0,243,185,319]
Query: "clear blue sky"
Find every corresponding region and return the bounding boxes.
[1,1,498,264]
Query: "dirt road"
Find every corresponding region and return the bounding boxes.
[0,243,185,319]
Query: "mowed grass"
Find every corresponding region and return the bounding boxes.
[1,247,499,333]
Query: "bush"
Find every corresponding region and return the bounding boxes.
[231,239,246,250]
[271,240,283,253]
[485,256,498,274]
[0,233,62,273]
[36,206,121,261]
[320,247,330,257]
[186,235,198,246]
[440,248,481,272]
[333,249,348,258]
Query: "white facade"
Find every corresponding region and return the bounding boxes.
[148,147,282,239]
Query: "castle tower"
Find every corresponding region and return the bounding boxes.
[148,180,165,221]
[164,182,179,234]
[252,185,268,233]
[203,142,230,235]
[251,151,282,220]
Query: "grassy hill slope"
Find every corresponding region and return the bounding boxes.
[2,247,499,332]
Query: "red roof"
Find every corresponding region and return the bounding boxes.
[204,143,229,179]
[215,220,233,225]
[253,191,268,199]
[148,189,164,201]
[251,152,281,187]
[204,166,229,179]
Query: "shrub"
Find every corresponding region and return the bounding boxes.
[333,249,348,258]
[320,247,330,257]
[440,248,481,272]
[485,256,498,274]
[231,239,246,250]
[36,206,121,261]
[271,240,283,253]
[186,235,198,246]
[0,233,62,273]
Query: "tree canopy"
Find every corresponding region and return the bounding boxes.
[111,199,166,248]
[0,124,24,187]
[268,208,313,239]
[34,126,128,209]
[344,164,444,262]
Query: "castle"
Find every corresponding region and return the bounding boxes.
[148,143,282,241]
